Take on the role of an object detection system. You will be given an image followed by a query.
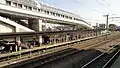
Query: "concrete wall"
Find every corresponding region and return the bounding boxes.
[0,0,6,4]
[0,20,32,33]
[0,21,15,33]
[0,16,34,32]
[16,27,33,32]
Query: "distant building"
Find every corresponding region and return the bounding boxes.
[99,24,106,29]
[92,26,97,29]
[109,24,117,30]
[116,26,120,30]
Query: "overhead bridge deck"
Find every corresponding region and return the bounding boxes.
[0,2,91,28]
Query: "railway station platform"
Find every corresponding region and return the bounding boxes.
[0,35,100,68]
[0,34,102,58]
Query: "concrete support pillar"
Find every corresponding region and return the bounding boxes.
[15,45,18,52]
[28,19,43,45]
[11,2,14,6]
[38,20,42,45]
[83,32,85,38]
[76,32,79,39]
[72,26,77,30]
[15,27,20,51]
[38,36,42,45]
[15,27,19,32]
[100,30,102,35]
[54,35,56,44]
[94,31,96,36]
[16,36,21,51]
[66,34,68,42]
[92,31,94,36]
[19,47,22,51]
[49,37,52,44]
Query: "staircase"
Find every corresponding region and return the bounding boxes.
[0,16,35,32]
[14,19,35,31]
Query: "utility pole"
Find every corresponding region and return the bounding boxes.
[96,22,99,41]
[106,15,109,31]
[96,22,98,36]
[104,15,109,39]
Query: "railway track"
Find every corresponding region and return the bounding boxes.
[36,43,120,68]
[35,33,120,68]
[71,32,119,50]
[27,48,82,67]
[81,43,120,68]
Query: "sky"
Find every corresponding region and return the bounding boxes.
[40,0,120,26]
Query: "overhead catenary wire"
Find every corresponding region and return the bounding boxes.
[95,0,116,14]
[94,8,105,14]
[41,0,112,25]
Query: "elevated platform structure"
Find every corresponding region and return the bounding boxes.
[0,0,95,57]
[0,30,105,68]
[0,0,93,49]
[0,0,92,33]
[0,29,102,51]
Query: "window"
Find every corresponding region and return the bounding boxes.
[6,1,11,5]
[28,6,32,10]
[33,8,37,11]
[47,11,49,14]
[40,9,43,12]
[61,15,63,17]
[69,17,72,19]
[63,15,65,18]
[44,10,47,13]
[56,13,58,16]
[38,9,40,12]
[24,5,27,9]
[56,13,60,17]
[65,16,68,19]
[66,16,69,19]
[58,14,60,17]
[18,4,22,8]
[76,18,79,21]
[13,2,17,7]
[61,15,64,18]
[53,12,55,16]
[74,18,79,21]
[50,12,53,15]
[74,18,76,20]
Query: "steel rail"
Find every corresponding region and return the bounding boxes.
[81,42,120,68]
